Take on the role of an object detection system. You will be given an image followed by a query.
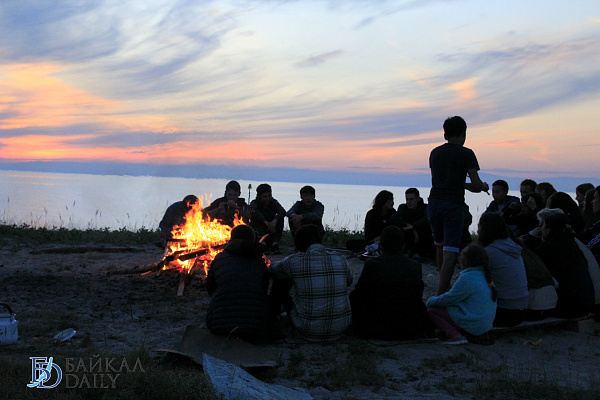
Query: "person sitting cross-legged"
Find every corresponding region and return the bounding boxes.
[250,183,286,254]
[349,226,435,340]
[269,224,352,343]
[286,185,325,238]
[391,187,434,260]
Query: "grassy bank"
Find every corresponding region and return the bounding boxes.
[0,223,363,249]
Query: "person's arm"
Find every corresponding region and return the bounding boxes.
[250,201,266,225]
[206,264,217,296]
[286,201,300,218]
[426,272,470,308]
[464,169,489,194]
[302,201,325,223]
[269,257,292,279]
[274,200,286,221]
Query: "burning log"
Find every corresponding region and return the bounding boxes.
[157,243,227,271]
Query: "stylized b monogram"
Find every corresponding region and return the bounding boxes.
[28,357,62,389]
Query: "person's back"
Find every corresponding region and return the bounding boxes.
[534,214,594,317]
[159,195,198,243]
[350,226,435,339]
[269,225,352,343]
[206,226,270,340]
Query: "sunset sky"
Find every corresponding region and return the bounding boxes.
[1,1,599,186]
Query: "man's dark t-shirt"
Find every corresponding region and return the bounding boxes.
[429,143,479,204]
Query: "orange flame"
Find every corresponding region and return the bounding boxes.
[163,196,245,275]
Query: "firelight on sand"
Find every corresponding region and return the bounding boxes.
[163,197,245,275]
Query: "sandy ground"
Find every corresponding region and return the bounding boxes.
[1,240,599,399]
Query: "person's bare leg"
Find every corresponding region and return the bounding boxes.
[437,250,458,295]
[435,245,443,271]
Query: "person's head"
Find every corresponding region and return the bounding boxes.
[520,179,537,198]
[405,188,421,210]
[576,183,595,208]
[491,180,509,204]
[458,244,497,302]
[294,224,322,252]
[536,207,564,226]
[535,182,556,204]
[541,212,570,241]
[379,225,404,254]
[299,185,316,207]
[256,183,273,206]
[458,243,488,269]
[183,195,199,209]
[521,192,544,215]
[225,180,241,201]
[546,192,579,215]
[230,224,256,241]
[372,190,394,212]
[443,116,467,143]
[477,213,509,247]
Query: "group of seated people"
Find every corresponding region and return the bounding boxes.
[477,179,600,329]
[163,177,600,344]
[206,223,438,343]
[159,180,325,254]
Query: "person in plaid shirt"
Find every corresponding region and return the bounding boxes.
[269,224,353,342]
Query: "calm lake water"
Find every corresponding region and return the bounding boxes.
[1,170,530,233]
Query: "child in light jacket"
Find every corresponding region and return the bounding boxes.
[427,244,497,344]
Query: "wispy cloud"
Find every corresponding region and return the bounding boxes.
[295,50,344,68]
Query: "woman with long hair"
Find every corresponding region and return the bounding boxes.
[346,190,395,253]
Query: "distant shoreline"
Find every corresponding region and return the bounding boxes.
[1,160,598,192]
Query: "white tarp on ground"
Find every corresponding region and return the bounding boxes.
[203,353,313,400]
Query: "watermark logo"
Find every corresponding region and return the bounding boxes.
[28,357,63,389]
[26,355,145,389]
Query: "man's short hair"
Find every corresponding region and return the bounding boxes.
[379,226,404,254]
[492,180,509,192]
[230,224,256,241]
[520,179,537,191]
[183,195,198,205]
[225,180,241,193]
[256,183,271,196]
[294,224,322,252]
[443,116,467,138]
[300,185,316,197]
[405,187,420,197]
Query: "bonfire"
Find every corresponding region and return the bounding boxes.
[159,197,245,293]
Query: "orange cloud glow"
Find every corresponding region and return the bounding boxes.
[0,63,174,133]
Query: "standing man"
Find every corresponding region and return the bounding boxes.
[428,116,489,295]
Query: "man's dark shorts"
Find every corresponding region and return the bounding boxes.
[427,198,464,253]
